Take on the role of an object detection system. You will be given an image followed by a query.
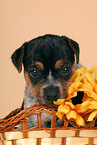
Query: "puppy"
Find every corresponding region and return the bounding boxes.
[11,34,81,128]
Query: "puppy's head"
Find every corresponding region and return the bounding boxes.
[11,34,80,105]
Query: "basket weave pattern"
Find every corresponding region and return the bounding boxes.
[0,104,97,145]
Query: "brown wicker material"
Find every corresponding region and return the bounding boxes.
[0,104,97,145]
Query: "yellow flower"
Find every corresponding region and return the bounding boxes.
[88,110,97,121]
[54,99,85,126]
[54,66,97,127]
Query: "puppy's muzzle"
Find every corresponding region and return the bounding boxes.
[44,86,60,104]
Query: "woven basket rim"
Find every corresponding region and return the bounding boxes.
[0,104,97,133]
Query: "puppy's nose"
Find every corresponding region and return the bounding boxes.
[44,86,60,103]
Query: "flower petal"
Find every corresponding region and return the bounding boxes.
[67,82,82,99]
[67,91,77,100]
[56,112,64,120]
[92,66,97,81]
[81,98,92,107]
[80,77,88,84]
[75,98,92,113]
[53,99,65,105]
[58,104,70,114]
[76,114,85,126]
[82,93,88,102]
[75,104,89,113]
[67,86,74,96]
[71,69,81,82]
[74,76,84,82]
[65,102,75,109]
[87,110,97,121]
[94,84,97,94]
[86,91,97,100]
[88,68,94,74]
[66,110,77,120]
[72,67,87,82]
[83,72,95,87]
[88,101,97,109]
[71,82,83,91]
[79,81,93,91]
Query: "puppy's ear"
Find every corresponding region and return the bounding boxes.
[11,42,28,73]
[62,36,80,64]
[67,38,79,64]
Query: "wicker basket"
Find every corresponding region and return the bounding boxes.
[0,104,97,145]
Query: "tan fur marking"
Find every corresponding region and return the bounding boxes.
[24,71,43,102]
[24,72,38,101]
[24,72,36,96]
[72,64,75,74]
[58,78,72,99]
[35,61,44,70]
[54,60,63,69]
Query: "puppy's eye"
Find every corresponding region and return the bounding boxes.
[30,68,39,77]
[62,66,70,74]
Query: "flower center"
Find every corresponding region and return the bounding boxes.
[71,92,84,105]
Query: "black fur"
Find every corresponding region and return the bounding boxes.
[11,34,79,73]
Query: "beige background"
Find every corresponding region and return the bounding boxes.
[0,0,97,120]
